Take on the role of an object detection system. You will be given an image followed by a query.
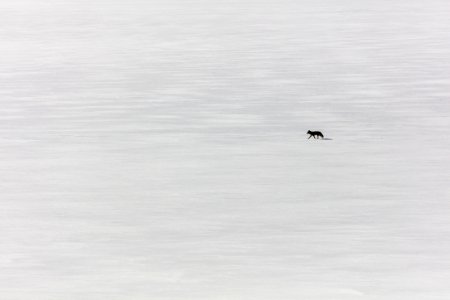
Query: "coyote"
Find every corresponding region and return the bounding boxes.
[307,130,324,139]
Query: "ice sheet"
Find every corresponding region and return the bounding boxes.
[0,0,449,299]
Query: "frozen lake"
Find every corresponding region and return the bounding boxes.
[1,0,449,299]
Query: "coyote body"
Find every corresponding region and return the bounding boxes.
[307,130,324,139]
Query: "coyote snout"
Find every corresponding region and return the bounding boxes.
[307,130,324,139]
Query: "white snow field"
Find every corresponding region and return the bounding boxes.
[1,0,449,299]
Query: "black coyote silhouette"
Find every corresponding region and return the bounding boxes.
[307,130,324,139]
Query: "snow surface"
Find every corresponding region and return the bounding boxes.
[1,0,450,299]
